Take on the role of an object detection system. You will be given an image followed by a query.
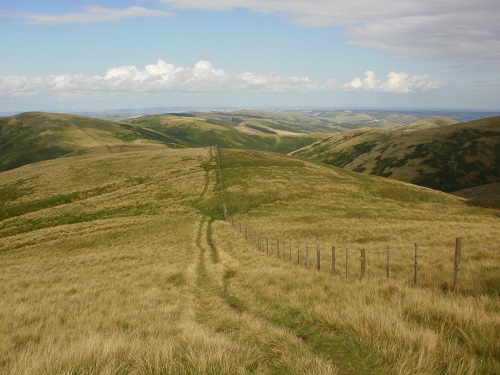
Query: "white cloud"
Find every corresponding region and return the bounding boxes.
[159,0,500,71]
[0,59,321,99]
[0,59,442,100]
[344,70,443,93]
[0,6,170,25]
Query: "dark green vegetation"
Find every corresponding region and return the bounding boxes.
[292,116,500,192]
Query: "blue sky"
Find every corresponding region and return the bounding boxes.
[1,0,499,112]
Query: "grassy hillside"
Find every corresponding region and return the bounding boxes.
[0,112,190,172]
[183,109,423,133]
[129,113,324,154]
[396,116,458,131]
[453,182,500,208]
[292,116,500,192]
[1,147,498,374]
[0,112,325,172]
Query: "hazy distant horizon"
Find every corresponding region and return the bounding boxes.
[3,106,498,123]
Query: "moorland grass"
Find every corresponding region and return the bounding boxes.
[218,149,499,296]
[211,149,499,373]
[1,147,498,374]
[0,148,340,374]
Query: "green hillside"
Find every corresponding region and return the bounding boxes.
[0,112,324,172]
[396,116,458,131]
[1,147,498,373]
[182,109,422,133]
[0,112,188,172]
[128,113,324,153]
[292,116,500,192]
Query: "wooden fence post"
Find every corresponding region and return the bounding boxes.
[331,246,336,275]
[317,243,321,270]
[345,246,349,277]
[306,246,310,268]
[290,240,292,260]
[387,243,391,279]
[360,248,365,279]
[414,242,418,286]
[276,239,280,257]
[453,238,462,293]
[266,238,269,254]
[297,242,300,264]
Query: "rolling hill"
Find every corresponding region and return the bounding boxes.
[0,112,324,172]
[1,146,498,373]
[292,116,500,192]
[180,109,424,133]
[0,112,188,172]
[396,116,458,131]
[128,113,323,153]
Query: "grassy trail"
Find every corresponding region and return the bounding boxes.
[188,152,342,373]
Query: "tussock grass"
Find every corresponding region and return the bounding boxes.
[1,146,498,374]
[1,147,343,374]
[219,149,499,295]
[215,148,498,373]
[210,219,499,374]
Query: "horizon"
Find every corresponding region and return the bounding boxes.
[2,105,499,117]
[1,1,499,112]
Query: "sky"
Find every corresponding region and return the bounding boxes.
[0,0,499,112]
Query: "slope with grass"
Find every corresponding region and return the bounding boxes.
[396,116,458,131]
[453,182,500,208]
[0,112,191,172]
[129,113,324,154]
[292,116,500,191]
[182,109,424,133]
[1,147,498,374]
[0,111,325,172]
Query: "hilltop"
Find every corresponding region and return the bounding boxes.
[2,109,499,200]
[292,116,500,192]
[0,112,183,172]
[1,147,498,373]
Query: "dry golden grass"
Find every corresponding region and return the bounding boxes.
[1,147,343,374]
[210,218,499,374]
[220,149,499,296]
[1,146,498,374]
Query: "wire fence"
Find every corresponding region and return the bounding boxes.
[214,146,500,295]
